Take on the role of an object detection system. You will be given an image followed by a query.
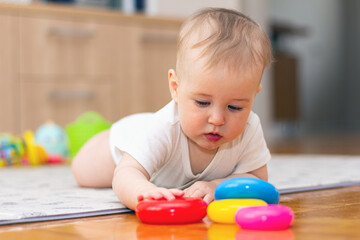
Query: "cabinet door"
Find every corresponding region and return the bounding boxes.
[0,14,18,133]
[141,27,179,112]
[20,81,114,131]
[130,26,179,113]
[19,15,132,129]
[20,16,124,78]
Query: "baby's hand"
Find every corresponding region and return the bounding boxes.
[184,181,217,204]
[137,187,184,202]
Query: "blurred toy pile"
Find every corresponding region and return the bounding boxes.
[0,112,111,167]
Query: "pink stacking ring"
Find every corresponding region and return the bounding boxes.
[235,205,294,231]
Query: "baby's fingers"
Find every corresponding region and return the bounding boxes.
[203,193,214,204]
[183,187,195,198]
[137,195,144,202]
[153,188,178,200]
[186,188,205,199]
[150,188,184,201]
[138,188,184,202]
[139,190,165,201]
[169,188,185,198]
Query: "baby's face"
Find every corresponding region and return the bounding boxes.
[171,55,263,153]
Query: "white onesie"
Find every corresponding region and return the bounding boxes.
[109,100,270,189]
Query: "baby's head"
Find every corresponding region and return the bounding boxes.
[175,7,271,82]
[168,8,272,152]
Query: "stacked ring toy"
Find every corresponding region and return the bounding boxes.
[235,205,294,231]
[214,177,280,204]
[135,197,207,224]
[207,198,266,224]
[208,177,294,230]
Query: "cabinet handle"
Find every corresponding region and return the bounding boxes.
[141,33,177,43]
[48,27,96,38]
[48,90,95,100]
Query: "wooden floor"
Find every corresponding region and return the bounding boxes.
[1,137,360,239]
[0,185,359,239]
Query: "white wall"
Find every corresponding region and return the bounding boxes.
[343,0,360,131]
[269,0,345,134]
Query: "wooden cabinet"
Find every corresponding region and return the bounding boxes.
[20,16,126,77]
[115,25,179,115]
[20,81,114,131]
[18,14,130,130]
[0,13,19,133]
[0,3,182,133]
[136,27,178,112]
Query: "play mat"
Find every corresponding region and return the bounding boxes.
[0,154,360,225]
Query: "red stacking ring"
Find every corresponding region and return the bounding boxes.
[135,197,208,224]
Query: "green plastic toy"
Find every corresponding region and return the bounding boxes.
[66,112,112,158]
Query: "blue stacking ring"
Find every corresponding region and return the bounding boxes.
[215,177,280,204]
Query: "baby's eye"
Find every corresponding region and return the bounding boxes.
[228,105,243,111]
[195,100,210,107]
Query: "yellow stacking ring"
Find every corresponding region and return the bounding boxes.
[207,199,267,224]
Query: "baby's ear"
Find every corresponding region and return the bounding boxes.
[168,69,179,102]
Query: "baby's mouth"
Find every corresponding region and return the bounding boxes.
[204,133,222,142]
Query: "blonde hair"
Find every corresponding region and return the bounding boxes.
[176,8,272,80]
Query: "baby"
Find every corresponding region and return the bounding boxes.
[72,8,272,210]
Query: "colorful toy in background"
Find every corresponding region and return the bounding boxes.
[0,134,25,167]
[0,111,111,167]
[208,177,294,231]
[0,131,48,167]
[35,122,69,164]
[23,130,48,166]
[66,111,112,158]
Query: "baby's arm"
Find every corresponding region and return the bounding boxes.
[112,152,184,210]
[184,164,268,204]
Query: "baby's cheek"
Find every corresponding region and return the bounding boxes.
[180,118,197,137]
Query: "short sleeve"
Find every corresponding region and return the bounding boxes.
[111,102,180,177]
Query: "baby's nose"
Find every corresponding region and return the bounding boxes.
[208,109,225,126]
